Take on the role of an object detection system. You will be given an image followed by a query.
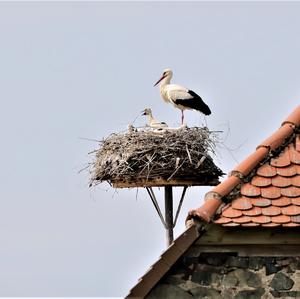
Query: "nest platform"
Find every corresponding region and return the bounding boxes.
[90,126,223,188]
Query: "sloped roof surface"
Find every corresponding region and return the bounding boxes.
[215,137,300,227]
[188,105,300,226]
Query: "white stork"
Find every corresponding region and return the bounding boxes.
[142,108,168,129]
[154,69,211,124]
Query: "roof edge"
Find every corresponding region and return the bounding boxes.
[125,222,201,298]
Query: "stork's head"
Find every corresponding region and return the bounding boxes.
[142,108,152,116]
[154,69,173,86]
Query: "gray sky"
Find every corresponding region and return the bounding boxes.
[1,1,300,297]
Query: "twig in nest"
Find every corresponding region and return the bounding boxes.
[186,144,192,164]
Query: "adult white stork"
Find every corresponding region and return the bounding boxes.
[142,108,168,129]
[154,69,211,124]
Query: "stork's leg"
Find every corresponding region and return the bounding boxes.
[181,110,184,125]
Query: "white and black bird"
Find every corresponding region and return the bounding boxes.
[142,108,168,129]
[154,69,211,124]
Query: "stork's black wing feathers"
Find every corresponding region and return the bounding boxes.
[174,90,211,115]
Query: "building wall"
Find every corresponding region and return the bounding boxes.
[146,251,300,299]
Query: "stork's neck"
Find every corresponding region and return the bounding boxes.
[159,75,171,87]
[147,113,155,123]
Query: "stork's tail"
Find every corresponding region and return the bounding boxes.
[188,90,211,115]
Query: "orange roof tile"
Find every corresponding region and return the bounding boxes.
[261,186,281,199]
[251,197,271,207]
[242,206,262,216]
[250,215,271,224]
[231,197,252,210]
[214,217,232,224]
[240,183,261,197]
[251,176,272,187]
[271,197,291,207]
[261,223,281,227]
[232,216,252,223]
[276,165,297,177]
[281,186,300,197]
[291,215,300,223]
[271,150,291,167]
[187,105,300,228]
[256,164,277,177]
[281,205,300,216]
[289,146,300,164]
[291,197,300,205]
[222,222,240,227]
[271,215,291,224]
[271,176,291,187]
[291,176,300,187]
[283,223,300,227]
[261,206,281,216]
[222,206,243,218]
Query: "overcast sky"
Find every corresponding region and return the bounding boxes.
[1,1,300,297]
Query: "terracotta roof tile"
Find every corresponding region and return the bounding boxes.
[210,176,241,198]
[261,186,281,199]
[271,215,291,224]
[261,223,281,227]
[250,215,271,224]
[259,123,294,150]
[271,197,291,207]
[276,165,297,177]
[251,176,272,187]
[290,215,300,223]
[251,198,272,207]
[240,183,261,197]
[270,149,291,167]
[214,217,232,224]
[231,197,252,210]
[282,105,300,125]
[281,186,300,197]
[261,206,281,216]
[233,147,269,176]
[222,222,240,227]
[271,176,292,187]
[296,165,300,174]
[242,206,262,216]
[281,205,300,216]
[289,146,300,164]
[291,197,300,206]
[232,216,252,224]
[256,164,277,177]
[222,207,243,218]
[291,176,300,187]
[282,223,300,227]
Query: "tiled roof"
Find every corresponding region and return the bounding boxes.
[215,140,300,227]
[188,105,300,227]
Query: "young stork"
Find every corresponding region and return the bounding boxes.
[154,69,211,124]
[142,108,168,129]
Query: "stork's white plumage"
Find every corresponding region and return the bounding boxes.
[154,69,211,124]
[142,108,168,129]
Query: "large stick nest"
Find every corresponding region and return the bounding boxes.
[89,126,224,187]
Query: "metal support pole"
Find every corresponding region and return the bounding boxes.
[164,186,174,246]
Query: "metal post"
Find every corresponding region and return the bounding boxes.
[164,186,174,247]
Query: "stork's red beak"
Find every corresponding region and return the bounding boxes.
[154,74,166,87]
